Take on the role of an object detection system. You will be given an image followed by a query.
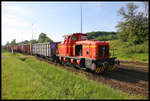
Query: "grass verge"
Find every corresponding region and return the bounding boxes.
[2,51,144,99]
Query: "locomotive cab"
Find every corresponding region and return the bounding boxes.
[58,33,87,56]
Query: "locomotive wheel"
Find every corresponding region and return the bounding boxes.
[107,65,117,72]
[95,66,105,74]
[110,65,117,71]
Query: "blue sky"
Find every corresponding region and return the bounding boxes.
[2,1,145,45]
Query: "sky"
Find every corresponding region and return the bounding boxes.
[2,1,146,45]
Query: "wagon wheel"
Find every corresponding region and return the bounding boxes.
[61,59,65,66]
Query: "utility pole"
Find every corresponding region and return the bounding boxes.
[81,2,82,33]
[32,22,34,40]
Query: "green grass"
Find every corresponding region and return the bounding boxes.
[109,40,149,63]
[2,50,24,56]
[2,51,144,99]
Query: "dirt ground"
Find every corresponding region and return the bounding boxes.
[35,56,149,99]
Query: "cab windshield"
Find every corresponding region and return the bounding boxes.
[81,36,87,40]
[72,35,78,40]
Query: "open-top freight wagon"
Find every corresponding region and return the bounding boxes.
[32,42,59,61]
[4,42,59,61]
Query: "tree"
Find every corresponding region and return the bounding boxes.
[86,31,117,40]
[116,3,148,45]
[29,40,38,44]
[143,2,149,18]
[23,40,29,44]
[16,40,29,45]
[38,32,53,43]
[10,39,17,45]
[6,41,10,45]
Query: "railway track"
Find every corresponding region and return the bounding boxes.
[22,54,149,99]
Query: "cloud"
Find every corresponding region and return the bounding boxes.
[2,2,38,45]
[2,14,33,44]
[6,5,25,14]
[2,2,36,16]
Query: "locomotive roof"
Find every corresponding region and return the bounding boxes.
[72,33,87,35]
[76,40,109,45]
[62,33,87,37]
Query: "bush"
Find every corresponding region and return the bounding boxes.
[122,42,148,54]
[135,42,149,53]
[110,40,148,54]
[87,31,117,41]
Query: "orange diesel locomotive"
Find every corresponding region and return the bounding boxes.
[57,33,120,73]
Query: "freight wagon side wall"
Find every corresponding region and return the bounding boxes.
[31,42,58,59]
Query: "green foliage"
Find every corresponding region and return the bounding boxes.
[23,40,29,44]
[109,2,149,62]
[116,3,148,45]
[6,41,10,45]
[110,40,148,62]
[29,40,38,44]
[10,39,17,45]
[9,33,53,45]
[95,34,117,41]
[38,32,53,43]
[86,31,117,41]
[17,40,30,45]
[133,41,149,53]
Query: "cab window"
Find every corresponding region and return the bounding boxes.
[81,36,87,40]
[72,35,78,40]
[62,37,66,43]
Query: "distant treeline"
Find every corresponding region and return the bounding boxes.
[6,33,53,46]
[86,31,118,41]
